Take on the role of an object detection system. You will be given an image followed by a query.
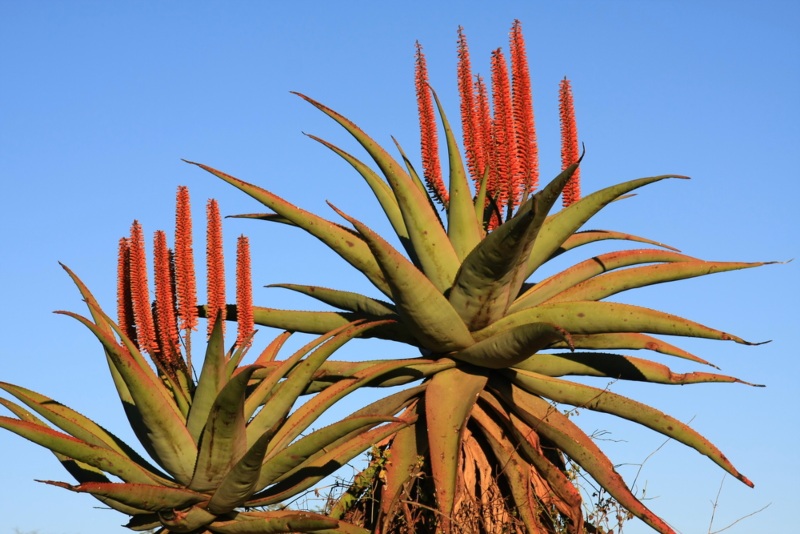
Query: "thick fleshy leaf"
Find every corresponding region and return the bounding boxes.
[251,306,415,345]
[306,358,455,392]
[470,403,543,532]
[57,309,197,483]
[547,259,774,304]
[475,301,761,345]
[448,208,541,330]
[425,367,488,521]
[246,321,387,449]
[515,352,761,385]
[247,420,409,507]
[304,133,411,254]
[452,322,571,369]
[40,481,206,512]
[430,87,482,260]
[512,249,696,311]
[268,283,397,316]
[553,229,680,257]
[256,415,399,489]
[377,403,425,520]
[492,380,674,534]
[0,416,174,485]
[509,369,754,487]
[525,175,688,277]
[294,92,461,293]
[331,205,474,352]
[266,358,424,455]
[208,511,340,534]
[0,383,167,481]
[187,160,391,296]
[190,365,260,492]
[186,315,227,443]
[207,422,276,515]
[549,332,717,367]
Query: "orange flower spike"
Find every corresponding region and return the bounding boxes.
[509,19,538,199]
[153,230,180,363]
[457,26,482,185]
[559,77,581,207]
[235,235,254,349]
[129,220,157,353]
[490,48,520,217]
[174,186,197,334]
[206,199,226,336]
[474,74,493,194]
[116,237,137,345]
[415,41,448,207]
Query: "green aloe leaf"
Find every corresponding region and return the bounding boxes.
[247,420,409,507]
[257,415,399,488]
[208,511,340,534]
[0,416,173,485]
[305,358,455,392]
[331,205,474,352]
[548,332,717,367]
[470,403,543,532]
[294,92,461,293]
[268,283,397,317]
[0,383,167,480]
[430,86,482,260]
[512,249,696,311]
[547,259,774,304]
[40,481,206,512]
[266,358,424,455]
[509,368,754,487]
[57,309,197,484]
[304,133,411,255]
[207,421,276,515]
[187,160,391,296]
[515,352,761,386]
[246,321,387,449]
[493,381,674,534]
[186,314,228,443]
[251,306,415,345]
[191,365,260,492]
[425,367,488,520]
[452,322,571,369]
[449,208,541,330]
[525,175,688,277]
[375,403,425,520]
[476,301,761,345]
[554,229,680,257]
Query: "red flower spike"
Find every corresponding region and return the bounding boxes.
[415,41,448,207]
[457,26,482,186]
[509,19,538,200]
[236,235,254,349]
[174,186,198,334]
[129,221,157,354]
[490,48,520,218]
[559,77,581,207]
[153,230,180,365]
[116,237,137,346]
[206,199,226,337]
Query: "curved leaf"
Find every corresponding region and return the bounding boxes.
[452,322,571,369]
[425,367,488,521]
[476,301,761,345]
[294,92,461,292]
[208,511,339,533]
[509,369,754,487]
[525,175,688,277]
[187,160,391,296]
[268,283,397,317]
[331,205,474,352]
[40,481,206,512]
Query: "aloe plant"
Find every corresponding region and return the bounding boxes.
[0,187,416,533]
[188,21,774,533]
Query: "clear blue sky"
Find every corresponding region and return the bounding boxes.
[1,2,797,533]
